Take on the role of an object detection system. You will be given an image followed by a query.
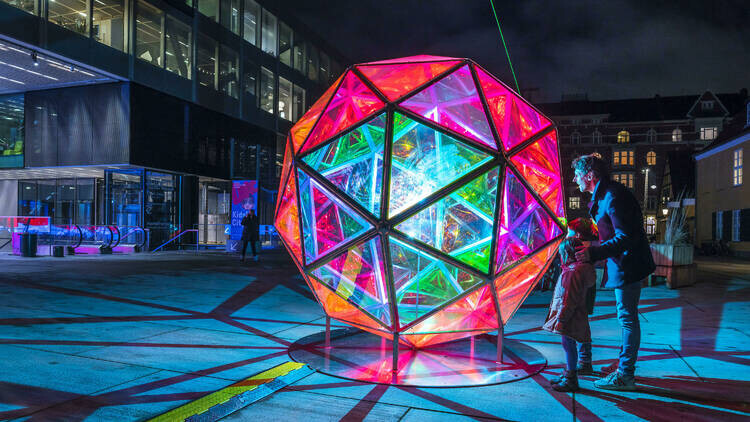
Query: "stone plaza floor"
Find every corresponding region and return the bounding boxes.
[0,250,748,421]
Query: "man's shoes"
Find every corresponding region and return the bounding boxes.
[594,371,636,391]
[551,370,579,392]
[600,362,618,375]
[576,361,595,376]
[550,362,595,385]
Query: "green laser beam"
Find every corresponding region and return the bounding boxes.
[489,0,520,93]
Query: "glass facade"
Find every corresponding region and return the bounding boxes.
[198,0,219,22]
[165,16,192,79]
[219,46,239,98]
[49,0,88,35]
[220,0,240,34]
[136,1,165,67]
[17,178,96,225]
[260,66,274,114]
[0,94,24,168]
[197,34,218,89]
[293,33,306,74]
[261,8,277,56]
[0,0,36,14]
[279,22,292,67]
[292,85,305,122]
[93,0,126,51]
[242,0,259,46]
[278,76,292,121]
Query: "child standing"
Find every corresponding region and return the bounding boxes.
[543,218,598,392]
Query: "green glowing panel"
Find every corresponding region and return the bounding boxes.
[302,114,385,217]
[388,113,492,217]
[395,167,499,273]
[389,236,483,326]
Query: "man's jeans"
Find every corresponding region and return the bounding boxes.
[615,282,642,377]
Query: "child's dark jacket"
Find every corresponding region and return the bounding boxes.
[542,261,597,343]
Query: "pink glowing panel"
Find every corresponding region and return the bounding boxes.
[400,65,495,150]
[357,60,461,102]
[275,170,303,263]
[510,132,565,218]
[365,55,459,65]
[290,74,344,153]
[494,240,560,323]
[475,66,551,152]
[403,284,498,348]
[300,71,385,154]
[276,56,564,348]
[309,236,391,326]
[495,169,562,273]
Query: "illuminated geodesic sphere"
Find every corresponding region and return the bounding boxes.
[275,55,566,348]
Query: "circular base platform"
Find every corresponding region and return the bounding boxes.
[288,327,546,387]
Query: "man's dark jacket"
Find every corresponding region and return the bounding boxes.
[588,179,655,288]
[241,213,259,241]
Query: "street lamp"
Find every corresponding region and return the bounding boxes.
[662,208,668,216]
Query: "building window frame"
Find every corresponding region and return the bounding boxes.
[733,148,743,186]
[672,128,682,142]
[700,126,718,141]
[647,128,656,143]
[732,209,741,242]
[592,130,602,144]
[646,150,656,166]
[617,130,630,143]
[569,196,580,210]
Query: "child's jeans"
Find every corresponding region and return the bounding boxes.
[561,335,578,371]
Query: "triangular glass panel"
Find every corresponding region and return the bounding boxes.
[388,113,492,218]
[276,170,303,263]
[307,274,390,336]
[276,137,294,214]
[290,74,344,153]
[395,167,499,273]
[389,236,483,327]
[357,60,461,102]
[402,284,498,348]
[510,131,564,218]
[400,65,495,150]
[302,113,386,217]
[475,66,551,152]
[365,55,459,65]
[494,239,561,323]
[298,169,373,264]
[495,168,562,273]
[300,71,385,154]
[309,236,391,327]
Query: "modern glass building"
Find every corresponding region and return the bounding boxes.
[0,0,347,248]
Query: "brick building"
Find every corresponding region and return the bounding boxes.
[536,90,747,240]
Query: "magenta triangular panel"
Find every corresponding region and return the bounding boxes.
[510,131,565,218]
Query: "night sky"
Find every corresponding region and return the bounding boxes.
[285,0,750,103]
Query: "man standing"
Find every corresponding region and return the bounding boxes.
[241,207,260,262]
[572,154,655,390]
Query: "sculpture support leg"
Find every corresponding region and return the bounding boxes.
[496,323,504,364]
[325,316,331,349]
[392,333,399,373]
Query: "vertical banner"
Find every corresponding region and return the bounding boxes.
[229,181,258,251]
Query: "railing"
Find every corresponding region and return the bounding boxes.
[151,229,198,252]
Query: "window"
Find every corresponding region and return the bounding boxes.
[733,210,741,241]
[293,33,306,74]
[279,22,292,67]
[716,211,723,240]
[219,0,240,34]
[165,16,191,79]
[613,150,634,166]
[307,42,319,81]
[571,131,581,144]
[592,130,602,144]
[198,0,219,21]
[701,100,715,111]
[93,0,125,51]
[135,1,164,66]
[734,148,743,186]
[647,151,656,166]
[243,58,257,98]
[292,85,306,121]
[277,77,292,120]
[2,0,37,14]
[261,9,277,56]
[319,52,330,84]
[700,127,717,140]
[647,129,656,143]
[0,94,24,168]
[569,196,580,209]
[613,173,634,188]
[617,130,630,143]
[672,128,682,142]
[260,67,274,114]
[219,46,239,98]
[197,34,218,89]
[242,0,259,46]
[645,216,656,235]
[49,0,88,35]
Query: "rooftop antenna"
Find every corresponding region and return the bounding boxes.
[489,0,520,93]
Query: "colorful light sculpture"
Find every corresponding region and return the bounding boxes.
[275,56,565,348]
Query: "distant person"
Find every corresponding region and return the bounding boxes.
[572,154,655,391]
[240,207,259,262]
[543,219,597,392]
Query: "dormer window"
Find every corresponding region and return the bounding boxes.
[701,100,715,111]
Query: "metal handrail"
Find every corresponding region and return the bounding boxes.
[151,229,198,252]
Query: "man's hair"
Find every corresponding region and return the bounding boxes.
[572,154,609,180]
